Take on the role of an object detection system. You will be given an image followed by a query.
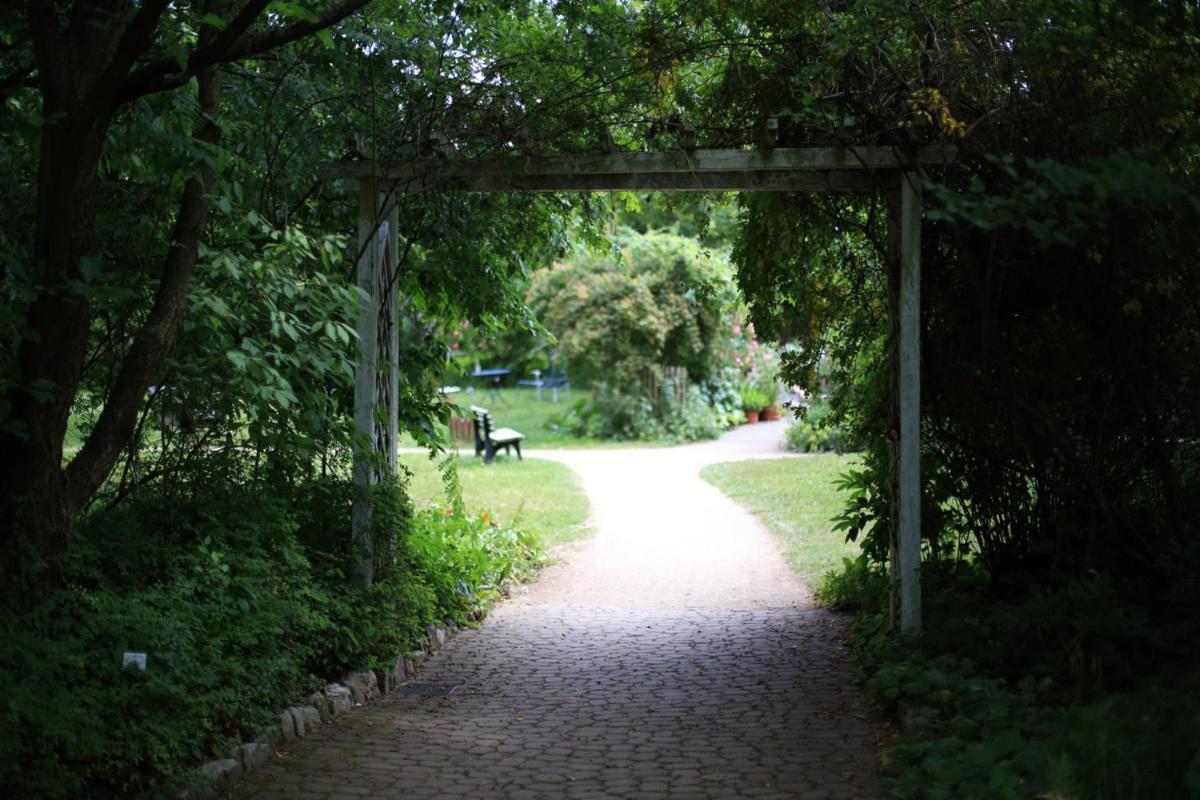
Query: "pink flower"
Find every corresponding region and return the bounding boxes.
[732,324,742,335]
[764,353,772,361]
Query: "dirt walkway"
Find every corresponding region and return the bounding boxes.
[237,422,885,799]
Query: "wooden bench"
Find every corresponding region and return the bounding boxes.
[470,405,525,463]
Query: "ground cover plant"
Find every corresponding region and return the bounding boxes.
[0,474,547,798]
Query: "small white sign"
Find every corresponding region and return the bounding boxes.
[122,651,147,671]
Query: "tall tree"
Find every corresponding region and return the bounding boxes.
[0,0,370,604]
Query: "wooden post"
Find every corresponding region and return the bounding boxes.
[885,187,902,631]
[385,196,400,476]
[898,172,922,633]
[351,178,380,589]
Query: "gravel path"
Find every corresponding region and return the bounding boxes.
[237,422,886,799]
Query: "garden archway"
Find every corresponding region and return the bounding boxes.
[322,144,955,633]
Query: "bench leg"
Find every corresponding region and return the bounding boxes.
[484,441,497,464]
[514,441,522,461]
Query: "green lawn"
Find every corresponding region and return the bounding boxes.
[700,454,862,589]
[399,453,591,549]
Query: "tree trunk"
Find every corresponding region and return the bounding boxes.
[0,55,222,607]
[0,86,111,605]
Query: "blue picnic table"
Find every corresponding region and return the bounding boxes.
[470,368,510,404]
[516,368,570,401]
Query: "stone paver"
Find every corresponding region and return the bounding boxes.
[238,422,885,799]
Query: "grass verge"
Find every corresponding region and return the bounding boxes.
[399,453,592,549]
[699,454,860,590]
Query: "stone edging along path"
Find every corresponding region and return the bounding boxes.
[180,621,456,798]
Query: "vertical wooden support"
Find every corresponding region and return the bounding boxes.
[884,187,902,631]
[898,172,923,633]
[351,178,380,589]
[385,197,400,476]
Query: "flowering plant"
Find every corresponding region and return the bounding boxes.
[726,319,780,402]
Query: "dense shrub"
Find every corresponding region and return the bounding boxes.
[557,383,726,443]
[527,227,737,387]
[0,477,544,799]
[829,558,1200,799]
[698,377,745,429]
[813,555,887,611]
[785,401,858,453]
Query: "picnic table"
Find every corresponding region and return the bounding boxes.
[516,368,570,401]
[470,368,510,405]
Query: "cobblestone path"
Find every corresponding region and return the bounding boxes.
[238,424,886,799]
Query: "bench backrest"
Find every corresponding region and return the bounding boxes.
[470,405,493,443]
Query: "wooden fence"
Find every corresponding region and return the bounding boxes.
[641,365,688,411]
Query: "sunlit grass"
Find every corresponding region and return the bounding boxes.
[700,454,862,589]
[399,453,592,549]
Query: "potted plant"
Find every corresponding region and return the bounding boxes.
[756,380,781,420]
[739,386,769,423]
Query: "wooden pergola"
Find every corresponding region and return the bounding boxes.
[322,145,955,633]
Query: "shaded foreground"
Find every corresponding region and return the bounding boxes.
[238,604,884,800]
[239,426,885,799]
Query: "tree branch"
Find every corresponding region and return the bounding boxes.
[65,63,222,515]
[83,0,170,117]
[116,0,370,103]
[25,0,66,101]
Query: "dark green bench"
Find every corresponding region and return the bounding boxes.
[470,405,525,463]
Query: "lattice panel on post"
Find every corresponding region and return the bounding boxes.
[373,221,396,484]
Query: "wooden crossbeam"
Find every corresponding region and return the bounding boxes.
[321,146,956,192]
[340,169,883,194]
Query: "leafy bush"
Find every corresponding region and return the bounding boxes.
[697,377,745,428]
[557,383,726,443]
[814,554,888,611]
[786,401,858,453]
[527,228,737,388]
[738,384,770,412]
[0,477,545,799]
[1046,679,1200,799]
[0,490,324,798]
[659,386,726,443]
[559,384,662,441]
[836,557,1200,799]
[406,507,546,625]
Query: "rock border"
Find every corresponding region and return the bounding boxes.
[177,622,454,798]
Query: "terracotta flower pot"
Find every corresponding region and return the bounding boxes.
[762,405,782,421]
[745,409,760,424]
